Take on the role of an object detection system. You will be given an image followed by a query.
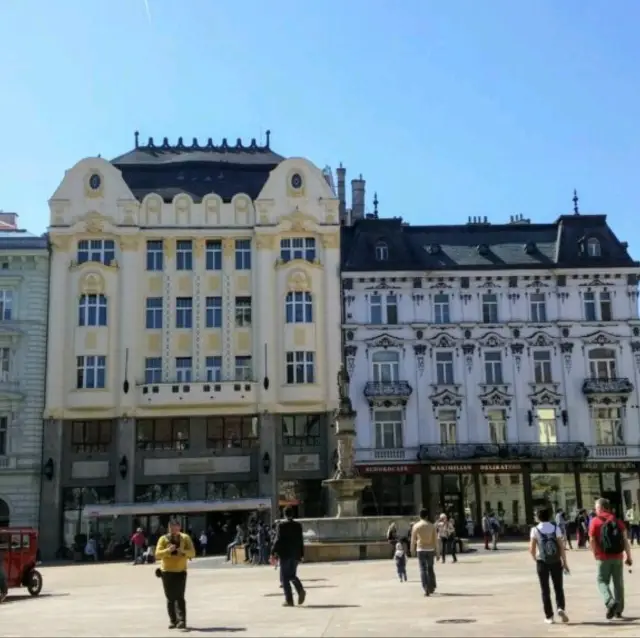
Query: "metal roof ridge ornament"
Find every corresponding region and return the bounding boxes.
[134,130,272,153]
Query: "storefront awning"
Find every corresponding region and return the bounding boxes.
[83,497,271,517]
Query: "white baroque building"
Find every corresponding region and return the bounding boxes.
[341,206,640,531]
[39,133,342,558]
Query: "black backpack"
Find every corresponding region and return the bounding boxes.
[599,516,625,555]
[537,524,561,565]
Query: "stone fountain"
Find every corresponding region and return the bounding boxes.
[296,368,415,562]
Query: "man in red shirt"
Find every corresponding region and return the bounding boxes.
[588,497,633,619]
[130,528,146,565]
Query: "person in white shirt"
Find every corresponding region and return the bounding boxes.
[529,507,570,624]
[199,531,208,557]
[626,504,639,545]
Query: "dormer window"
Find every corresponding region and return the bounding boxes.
[375,242,388,261]
[477,244,489,256]
[524,241,536,254]
[587,237,601,257]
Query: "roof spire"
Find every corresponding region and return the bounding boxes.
[373,192,379,218]
[134,130,140,149]
[573,189,580,215]
[265,129,271,148]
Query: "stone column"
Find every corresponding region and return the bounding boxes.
[413,472,423,511]
[39,419,63,560]
[113,417,136,537]
[259,413,278,521]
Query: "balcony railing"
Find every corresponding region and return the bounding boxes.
[582,377,633,395]
[417,442,589,462]
[587,445,640,459]
[355,447,419,463]
[363,381,413,401]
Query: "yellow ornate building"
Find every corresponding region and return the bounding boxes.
[39,135,341,557]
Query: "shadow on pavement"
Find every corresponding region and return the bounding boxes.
[576,618,639,627]
[437,592,493,597]
[188,627,246,633]
[303,604,361,609]
[5,592,70,603]
[264,585,337,597]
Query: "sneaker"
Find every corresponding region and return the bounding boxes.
[0,592,6,604]
[557,610,569,623]
[176,622,186,630]
[544,618,554,624]
[282,601,294,607]
[168,622,177,629]
[606,602,617,620]
[298,590,306,605]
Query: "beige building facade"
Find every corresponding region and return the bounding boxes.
[39,136,341,558]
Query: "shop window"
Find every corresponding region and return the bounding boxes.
[206,415,259,449]
[512,500,520,524]
[134,484,189,503]
[282,414,321,446]
[494,475,501,486]
[136,418,190,451]
[362,474,414,517]
[70,420,112,453]
[61,486,115,551]
[509,474,520,485]
[205,482,258,500]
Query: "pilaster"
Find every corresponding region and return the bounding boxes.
[221,239,235,380]
[39,419,64,560]
[259,413,278,520]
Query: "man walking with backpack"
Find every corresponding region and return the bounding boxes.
[588,497,633,620]
[529,507,570,624]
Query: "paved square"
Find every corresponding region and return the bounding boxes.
[1,543,639,637]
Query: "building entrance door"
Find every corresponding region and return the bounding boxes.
[442,474,465,525]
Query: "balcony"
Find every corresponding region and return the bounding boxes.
[363,381,412,408]
[355,447,419,463]
[137,381,258,409]
[587,445,640,460]
[582,377,633,396]
[417,442,589,462]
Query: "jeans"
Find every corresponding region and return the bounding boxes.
[133,545,143,563]
[161,571,187,625]
[596,558,624,614]
[279,557,304,605]
[226,540,239,561]
[439,537,457,562]
[417,550,436,594]
[536,561,565,619]
[630,525,640,545]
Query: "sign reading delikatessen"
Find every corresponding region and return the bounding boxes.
[359,464,421,475]
[283,454,320,473]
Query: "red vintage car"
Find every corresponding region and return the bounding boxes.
[0,528,43,598]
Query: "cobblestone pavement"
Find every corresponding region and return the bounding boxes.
[1,543,640,637]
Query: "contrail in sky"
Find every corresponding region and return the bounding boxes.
[143,0,152,24]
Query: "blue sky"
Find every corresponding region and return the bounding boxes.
[1,1,639,248]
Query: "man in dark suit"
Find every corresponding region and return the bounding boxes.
[271,506,306,606]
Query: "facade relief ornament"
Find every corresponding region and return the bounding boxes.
[478,386,512,408]
[582,331,619,347]
[631,341,640,371]
[461,343,475,371]
[428,332,457,349]
[119,235,140,251]
[413,344,427,375]
[529,385,563,407]
[525,331,555,348]
[364,333,406,353]
[255,234,275,250]
[287,269,311,292]
[560,341,574,372]
[222,238,235,258]
[50,234,71,251]
[430,387,463,411]
[163,238,174,260]
[344,345,357,375]
[194,238,205,258]
[321,233,339,249]
[477,331,506,348]
[510,342,524,372]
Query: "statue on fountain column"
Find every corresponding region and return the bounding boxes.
[333,365,358,480]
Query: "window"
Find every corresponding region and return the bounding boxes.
[374,409,403,449]
[529,293,547,322]
[176,297,193,329]
[285,291,313,323]
[488,409,507,443]
[235,297,252,327]
[205,356,222,382]
[145,297,163,329]
[0,416,7,455]
[375,242,388,261]
[205,240,222,270]
[285,351,315,384]
[583,291,612,321]
[146,240,164,271]
[537,408,557,444]
[136,418,190,451]
[435,351,455,385]
[484,351,503,384]
[438,409,457,444]
[205,296,222,328]
[144,357,162,384]
[282,414,321,446]
[533,350,552,383]
[235,356,252,381]
[175,357,192,382]
[76,355,106,389]
[206,482,258,500]
[594,407,624,445]
[176,240,193,271]
[588,348,617,379]
[78,294,107,327]
[372,351,399,382]
[70,420,112,453]
[280,237,316,263]
[587,237,601,257]
[481,293,498,323]
[369,293,398,324]
[433,293,450,324]
[235,239,251,270]
[0,348,11,382]
[206,415,259,449]
[0,290,13,320]
[77,239,115,266]
[134,483,189,502]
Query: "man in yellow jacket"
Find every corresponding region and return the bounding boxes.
[155,518,196,630]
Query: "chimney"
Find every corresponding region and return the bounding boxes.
[0,211,19,230]
[337,164,346,223]
[351,174,366,221]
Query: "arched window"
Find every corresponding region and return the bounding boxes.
[285,291,313,323]
[78,294,108,327]
[0,498,9,527]
[587,238,601,257]
[588,347,617,380]
[375,242,388,261]
[372,351,399,383]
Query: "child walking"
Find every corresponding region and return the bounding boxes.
[395,542,408,582]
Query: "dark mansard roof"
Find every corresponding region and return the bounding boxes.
[341,214,637,273]
[111,132,284,203]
